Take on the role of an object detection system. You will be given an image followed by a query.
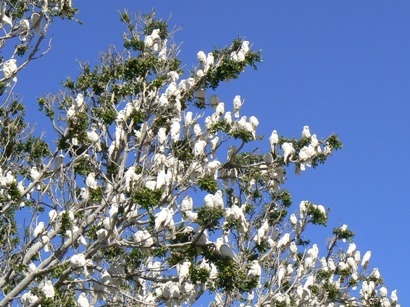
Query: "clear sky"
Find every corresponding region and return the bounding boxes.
[17,1,409,304]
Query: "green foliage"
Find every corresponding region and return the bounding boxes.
[190,264,210,284]
[132,187,163,210]
[197,206,225,230]
[89,186,103,202]
[305,202,328,226]
[333,227,355,241]
[207,39,262,90]
[197,175,219,193]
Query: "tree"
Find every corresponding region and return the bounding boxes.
[0,7,400,307]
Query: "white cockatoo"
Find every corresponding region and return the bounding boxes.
[213,190,224,208]
[269,130,279,153]
[75,93,84,109]
[85,172,98,189]
[33,222,45,238]
[2,59,17,79]
[277,233,290,249]
[214,237,236,259]
[225,204,248,232]
[193,140,207,157]
[154,207,173,231]
[302,125,311,138]
[77,293,90,307]
[224,111,232,126]
[177,261,191,283]
[134,230,153,247]
[204,194,214,207]
[197,51,207,66]
[30,166,41,181]
[247,260,262,279]
[41,280,55,298]
[282,142,295,163]
[346,242,357,255]
[205,52,214,72]
[361,251,371,267]
[170,120,180,143]
[180,196,193,212]
[209,136,219,158]
[307,244,319,260]
[70,254,86,269]
[390,290,398,303]
[233,95,243,118]
[124,166,139,192]
[193,123,202,137]
[254,220,269,245]
[86,124,101,151]
[215,102,225,117]
[21,291,39,306]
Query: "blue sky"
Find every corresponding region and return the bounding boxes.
[17,1,409,304]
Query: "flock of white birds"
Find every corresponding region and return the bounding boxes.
[0,23,399,306]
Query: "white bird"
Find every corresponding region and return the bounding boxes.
[269,130,279,152]
[177,261,191,283]
[124,166,139,192]
[215,102,225,117]
[193,140,207,157]
[197,51,207,66]
[224,111,232,126]
[361,251,371,267]
[85,172,98,189]
[289,214,297,227]
[184,111,194,126]
[162,281,180,299]
[33,222,45,238]
[181,196,193,212]
[204,194,214,207]
[227,145,237,160]
[277,266,286,287]
[156,168,167,189]
[390,290,398,303]
[77,293,90,307]
[214,237,236,259]
[75,93,84,109]
[277,233,290,248]
[30,166,41,181]
[225,204,248,232]
[48,210,58,224]
[2,59,17,79]
[307,244,319,260]
[379,286,388,297]
[21,291,39,306]
[254,220,269,245]
[213,190,224,208]
[155,207,174,231]
[193,123,202,137]
[233,95,243,118]
[170,120,180,143]
[209,136,219,158]
[302,126,311,138]
[205,52,214,72]
[70,254,86,269]
[346,242,357,255]
[41,280,55,298]
[282,142,295,163]
[134,230,153,247]
[247,260,262,279]
[86,124,101,151]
